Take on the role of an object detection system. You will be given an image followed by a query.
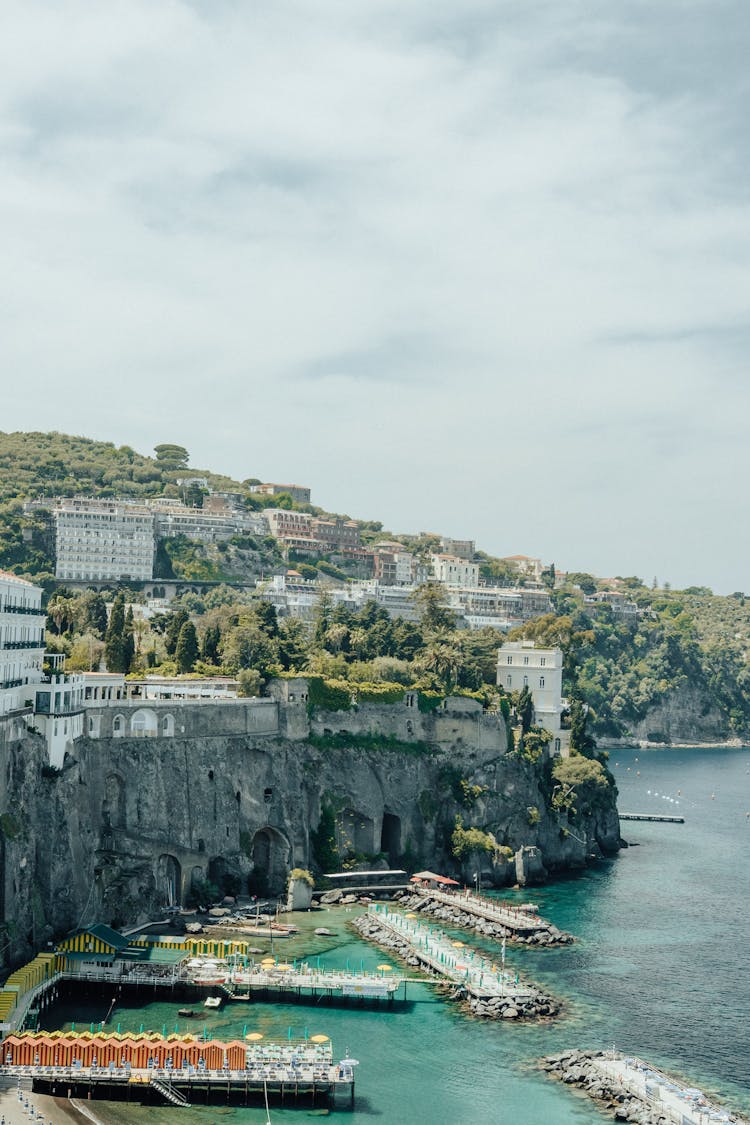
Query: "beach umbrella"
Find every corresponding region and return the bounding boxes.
[451,941,465,949]
[310,1035,329,1044]
[276,963,293,971]
[245,1033,264,1041]
[376,964,393,972]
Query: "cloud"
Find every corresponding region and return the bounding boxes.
[1,0,748,590]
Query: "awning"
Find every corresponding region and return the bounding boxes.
[410,871,460,886]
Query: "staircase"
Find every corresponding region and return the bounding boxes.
[151,1077,190,1106]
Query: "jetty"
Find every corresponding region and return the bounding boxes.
[619,813,685,823]
[398,885,574,946]
[543,1049,746,1125]
[0,1031,357,1109]
[354,904,558,1020]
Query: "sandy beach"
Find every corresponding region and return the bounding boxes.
[0,1087,107,1125]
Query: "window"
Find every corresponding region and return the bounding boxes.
[523,675,528,686]
[506,675,512,687]
[540,657,546,667]
[539,676,545,687]
[523,656,529,666]
[506,656,513,664]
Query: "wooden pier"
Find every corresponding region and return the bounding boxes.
[619,813,684,823]
[406,885,573,944]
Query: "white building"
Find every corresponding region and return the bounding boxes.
[497,640,565,739]
[430,554,480,588]
[53,498,155,582]
[33,671,127,766]
[0,572,46,717]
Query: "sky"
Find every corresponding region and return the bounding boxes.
[2,1,749,593]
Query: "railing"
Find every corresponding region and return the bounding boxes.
[2,641,45,650]
[0,605,43,615]
[0,679,23,690]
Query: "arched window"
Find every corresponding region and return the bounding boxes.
[539,676,545,688]
[113,715,124,737]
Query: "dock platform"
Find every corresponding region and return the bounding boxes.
[402,885,573,945]
[354,905,558,1019]
[620,813,685,823]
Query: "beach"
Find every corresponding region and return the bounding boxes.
[0,1087,106,1125]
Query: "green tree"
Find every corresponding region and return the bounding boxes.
[104,592,127,673]
[201,623,221,664]
[516,685,534,734]
[154,444,189,470]
[414,583,455,631]
[83,592,108,638]
[569,694,597,756]
[123,606,136,672]
[165,607,190,655]
[175,620,199,673]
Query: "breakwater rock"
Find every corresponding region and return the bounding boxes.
[394,890,574,947]
[542,1051,668,1123]
[352,913,559,1021]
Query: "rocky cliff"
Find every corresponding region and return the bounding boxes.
[0,711,621,968]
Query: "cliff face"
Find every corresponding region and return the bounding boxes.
[0,717,620,968]
[600,683,729,746]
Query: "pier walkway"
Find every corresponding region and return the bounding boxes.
[592,1053,742,1124]
[363,904,542,1005]
[620,813,685,823]
[407,885,572,943]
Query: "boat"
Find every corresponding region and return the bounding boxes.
[314,928,333,936]
[203,997,222,1009]
[177,1008,195,1018]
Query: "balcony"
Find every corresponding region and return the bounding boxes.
[1,679,23,690]
[0,605,42,615]
[2,640,45,650]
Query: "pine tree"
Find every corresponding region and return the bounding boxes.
[85,592,108,638]
[123,606,136,672]
[104,592,127,673]
[175,620,199,673]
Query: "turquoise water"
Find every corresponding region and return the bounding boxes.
[42,747,750,1123]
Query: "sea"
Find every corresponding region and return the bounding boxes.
[40,746,750,1124]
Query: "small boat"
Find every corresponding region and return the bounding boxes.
[177,1008,195,1018]
[204,997,222,1009]
[314,928,333,936]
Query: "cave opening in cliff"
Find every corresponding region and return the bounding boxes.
[380,813,402,865]
[249,826,290,897]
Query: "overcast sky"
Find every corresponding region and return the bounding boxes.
[2,2,749,592]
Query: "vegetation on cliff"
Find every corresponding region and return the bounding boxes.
[3,431,750,741]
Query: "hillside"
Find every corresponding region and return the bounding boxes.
[2,430,749,745]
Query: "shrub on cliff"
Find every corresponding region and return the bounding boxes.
[451,815,498,859]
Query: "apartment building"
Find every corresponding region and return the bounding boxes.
[0,571,46,716]
[53,498,155,582]
[371,542,417,586]
[150,499,267,543]
[431,554,480,588]
[249,483,312,504]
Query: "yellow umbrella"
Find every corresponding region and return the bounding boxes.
[310,1035,329,1044]
[451,941,465,949]
[276,963,293,971]
[261,958,275,966]
[377,964,393,972]
[405,913,417,919]
[245,1033,264,1042]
